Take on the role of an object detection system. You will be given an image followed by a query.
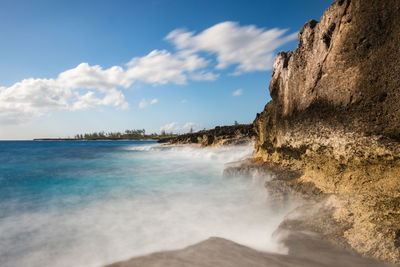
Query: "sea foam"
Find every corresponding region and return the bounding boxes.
[0,141,293,267]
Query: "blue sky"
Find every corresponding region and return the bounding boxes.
[0,0,332,139]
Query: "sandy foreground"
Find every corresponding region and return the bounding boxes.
[106,231,395,267]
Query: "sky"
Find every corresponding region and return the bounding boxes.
[0,0,332,139]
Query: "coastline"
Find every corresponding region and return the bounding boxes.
[109,0,400,263]
[15,0,399,265]
[104,144,397,267]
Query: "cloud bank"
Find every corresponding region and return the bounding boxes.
[0,21,297,124]
[160,122,199,133]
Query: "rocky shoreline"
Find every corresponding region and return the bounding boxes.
[106,231,391,267]
[157,0,400,264]
[106,155,397,267]
[159,124,255,146]
[251,0,400,263]
[107,0,400,265]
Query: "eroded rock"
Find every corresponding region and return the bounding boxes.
[254,0,400,263]
[161,124,255,147]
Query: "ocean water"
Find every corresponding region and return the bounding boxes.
[0,141,291,267]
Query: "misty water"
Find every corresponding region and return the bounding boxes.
[0,140,292,267]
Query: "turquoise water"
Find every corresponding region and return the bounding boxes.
[0,141,289,267]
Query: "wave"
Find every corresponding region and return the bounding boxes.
[0,141,294,267]
[123,144,160,151]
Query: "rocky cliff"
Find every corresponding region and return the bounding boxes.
[162,124,255,146]
[254,0,400,263]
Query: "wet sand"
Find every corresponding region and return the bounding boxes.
[106,231,395,267]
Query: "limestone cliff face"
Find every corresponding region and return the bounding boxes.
[254,0,400,263]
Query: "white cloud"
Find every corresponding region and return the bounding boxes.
[0,50,208,123]
[190,71,219,81]
[58,63,131,90]
[181,99,187,104]
[0,63,130,124]
[160,122,179,133]
[0,21,296,124]
[126,49,209,85]
[139,98,159,109]
[160,122,199,133]
[166,21,297,74]
[182,122,198,131]
[232,89,243,96]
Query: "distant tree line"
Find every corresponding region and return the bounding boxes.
[74,129,177,140]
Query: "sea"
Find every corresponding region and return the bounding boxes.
[0,140,291,267]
